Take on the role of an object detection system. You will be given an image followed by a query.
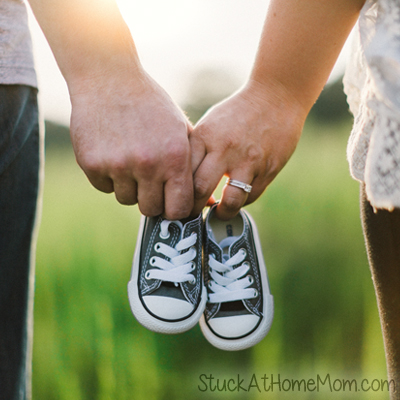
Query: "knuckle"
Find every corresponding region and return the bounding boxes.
[77,152,103,175]
[246,145,263,165]
[169,141,188,161]
[79,151,130,178]
[223,195,242,213]
[116,196,136,206]
[134,149,158,172]
[165,142,190,173]
[194,176,209,199]
[138,203,163,218]
[165,207,191,221]
[134,141,189,177]
[265,157,282,180]
[109,156,129,175]
[87,177,113,194]
[166,189,193,220]
[224,135,240,150]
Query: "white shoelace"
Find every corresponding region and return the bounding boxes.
[145,220,197,284]
[208,236,257,303]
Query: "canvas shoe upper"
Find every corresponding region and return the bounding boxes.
[128,213,207,334]
[200,204,274,351]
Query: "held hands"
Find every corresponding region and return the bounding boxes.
[70,70,305,220]
[31,0,361,220]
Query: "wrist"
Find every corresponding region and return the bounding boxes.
[242,77,309,128]
[64,40,143,97]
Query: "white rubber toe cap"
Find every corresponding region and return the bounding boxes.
[208,314,260,338]
[142,295,194,320]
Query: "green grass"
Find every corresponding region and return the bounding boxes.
[33,120,388,400]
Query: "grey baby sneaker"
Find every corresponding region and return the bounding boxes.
[200,204,274,350]
[128,213,207,334]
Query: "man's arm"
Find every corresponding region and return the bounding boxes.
[28,0,194,220]
[190,0,366,220]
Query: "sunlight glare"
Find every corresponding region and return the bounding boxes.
[116,0,194,43]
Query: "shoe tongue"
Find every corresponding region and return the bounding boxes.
[218,236,240,262]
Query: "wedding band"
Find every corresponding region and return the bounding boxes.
[226,178,252,193]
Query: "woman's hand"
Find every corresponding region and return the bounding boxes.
[190,79,307,220]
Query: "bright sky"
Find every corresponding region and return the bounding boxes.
[28,0,350,125]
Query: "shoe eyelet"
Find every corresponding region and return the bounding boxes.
[145,271,151,280]
[208,280,213,288]
[243,261,250,268]
[240,248,247,257]
[190,261,196,271]
[190,277,196,285]
[253,289,258,298]
[154,243,161,252]
[159,231,170,240]
[150,257,157,266]
[248,275,254,284]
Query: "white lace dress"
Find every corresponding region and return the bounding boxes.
[343,0,400,210]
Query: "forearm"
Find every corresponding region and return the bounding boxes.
[28,0,194,219]
[190,0,366,219]
[250,0,366,114]
[27,0,141,94]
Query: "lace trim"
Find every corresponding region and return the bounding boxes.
[365,103,400,209]
[344,0,400,209]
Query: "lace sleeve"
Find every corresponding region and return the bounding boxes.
[344,0,400,209]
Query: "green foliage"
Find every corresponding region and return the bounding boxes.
[44,120,72,151]
[34,120,387,400]
[308,77,352,125]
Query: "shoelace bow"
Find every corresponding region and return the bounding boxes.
[208,236,257,303]
[145,220,197,284]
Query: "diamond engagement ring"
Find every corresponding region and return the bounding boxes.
[226,178,252,193]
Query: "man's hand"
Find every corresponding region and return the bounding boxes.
[28,0,194,220]
[190,80,306,220]
[69,69,194,220]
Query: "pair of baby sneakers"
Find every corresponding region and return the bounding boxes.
[127,204,274,351]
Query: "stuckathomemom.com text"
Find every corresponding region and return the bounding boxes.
[197,373,395,393]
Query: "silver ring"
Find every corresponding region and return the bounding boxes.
[226,178,252,193]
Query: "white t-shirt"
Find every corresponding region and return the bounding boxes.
[344,0,400,210]
[0,0,37,87]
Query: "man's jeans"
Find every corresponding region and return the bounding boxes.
[0,85,42,400]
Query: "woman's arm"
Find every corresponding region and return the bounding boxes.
[190,0,366,220]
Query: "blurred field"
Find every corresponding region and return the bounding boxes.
[33,119,388,400]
